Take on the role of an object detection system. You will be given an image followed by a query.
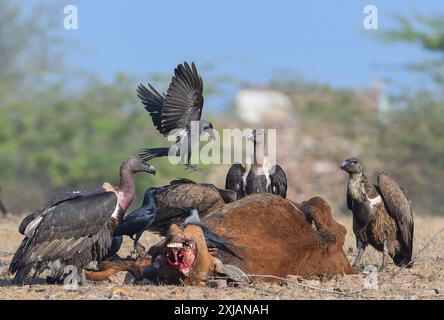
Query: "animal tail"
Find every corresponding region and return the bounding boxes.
[139,147,170,161]
[393,249,413,268]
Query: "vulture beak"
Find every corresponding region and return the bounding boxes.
[205,128,216,141]
[146,164,157,175]
[340,160,348,170]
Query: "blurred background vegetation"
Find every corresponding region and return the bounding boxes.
[0,1,443,215]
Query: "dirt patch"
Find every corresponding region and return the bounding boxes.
[1,212,444,299]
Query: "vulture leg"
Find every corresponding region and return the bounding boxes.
[133,231,143,247]
[353,240,366,269]
[379,241,389,271]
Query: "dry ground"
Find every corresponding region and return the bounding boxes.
[1,213,443,300]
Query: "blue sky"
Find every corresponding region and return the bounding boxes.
[55,1,442,108]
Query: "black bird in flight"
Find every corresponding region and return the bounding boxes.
[178,206,243,260]
[137,62,215,166]
[113,187,159,247]
[225,130,287,199]
[10,157,156,285]
[341,158,414,270]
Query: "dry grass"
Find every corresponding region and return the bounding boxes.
[1,213,443,300]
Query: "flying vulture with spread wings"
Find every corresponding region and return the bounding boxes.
[137,62,215,166]
[225,130,287,199]
[10,157,156,285]
[341,158,414,270]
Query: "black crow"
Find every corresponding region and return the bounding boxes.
[113,187,158,246]
[178,206,243,260]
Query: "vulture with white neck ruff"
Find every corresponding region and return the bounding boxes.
[341,157,414,271]
[10,156,156,285]
[225,129,287,199]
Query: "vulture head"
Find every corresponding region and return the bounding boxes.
[198,120,216,141]
[340,158,363,174]
[123,156,156,175]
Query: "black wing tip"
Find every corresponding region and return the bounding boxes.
[138,149,158,162]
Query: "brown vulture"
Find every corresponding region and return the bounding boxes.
[143,178,236,236]
[341,158,414,270]
[9,157,156,285]
[137,62,216,165]
[225,129,287,198]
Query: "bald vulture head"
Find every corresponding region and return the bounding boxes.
[340,158,363,175]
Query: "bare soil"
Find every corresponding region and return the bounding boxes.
[1,214,443,300]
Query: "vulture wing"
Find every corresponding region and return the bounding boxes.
[161,62,204,133]
[377,173,414,263]
[19,185,106,235]
[10,192,118,278]
[137,83,166,135]
[148,180,224,236]
[267,165,287,198]
[225,164,246,199]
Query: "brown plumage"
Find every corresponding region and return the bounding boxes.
[146,178,236,236]
[341,158,414,270]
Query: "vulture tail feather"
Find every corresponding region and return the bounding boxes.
[139,148,170,161]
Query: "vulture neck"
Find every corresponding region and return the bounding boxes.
[252,135,265,166]
[117,166,136,210]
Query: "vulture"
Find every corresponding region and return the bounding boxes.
[9,157,156,285]
[179,206,243,260]
[224,163,246,200]
[113,187,159,247]
[341,158,414,270]
[143,178,236,236]
[225,129,288,198]
[137,62,215,165]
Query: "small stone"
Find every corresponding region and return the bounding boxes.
[206,279,228,288]
[110,286,133,299]
[108,271,128,285]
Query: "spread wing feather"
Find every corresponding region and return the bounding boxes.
[137,83,166,135]
[161,62,204,133]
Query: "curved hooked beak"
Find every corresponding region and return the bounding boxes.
[145,164,157,175]
[340,160,348,170]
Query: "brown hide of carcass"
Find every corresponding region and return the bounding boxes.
[203,193,356,279]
